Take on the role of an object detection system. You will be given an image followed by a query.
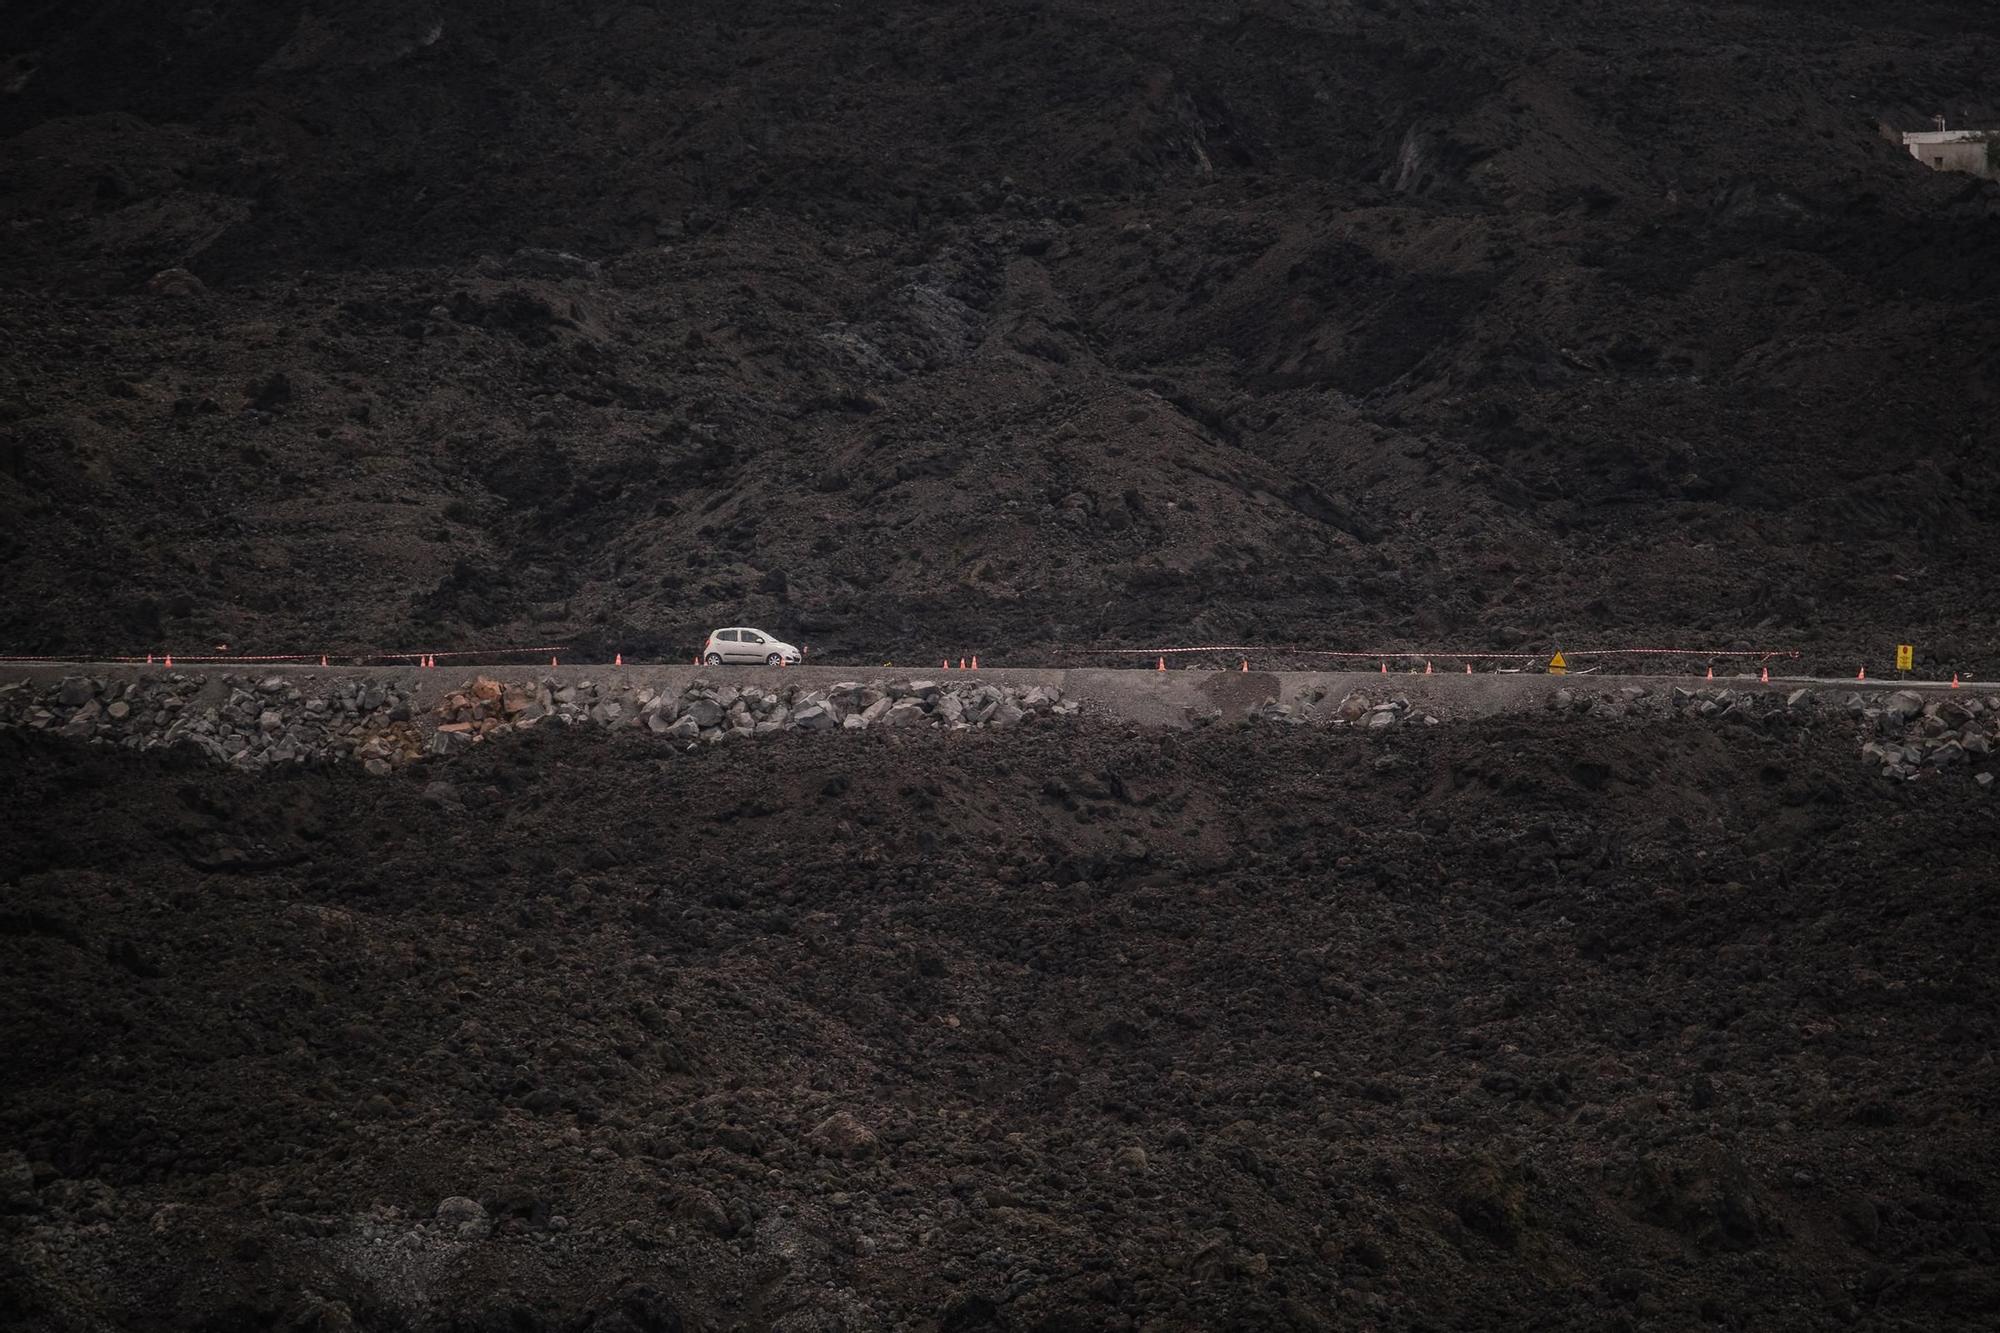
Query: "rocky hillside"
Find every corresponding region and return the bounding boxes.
[3,1,1998,667]
[3,712,1998,1330]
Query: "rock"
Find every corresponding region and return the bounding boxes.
[1365,710,1396,730]
[106,700,131,721]
[0,1150,36,1211]
[1978,773,1994,788]
[989,702,1026,728]
[145,266,206,297]
[791,704,838,731]
[881,700,928,728]
[1883,691,1925,722]
[57,677,93,707]
[436,1197,486,1226]
[1335,692,1370,721]
[422,781,462,808]
[1112,1146,1148,1174]
[258,709,284,734]
[665,716,701,740]
[429,726,475,756]
[807,1111,880,1160]
[1786,689,1810,708]
[683,698,725,728]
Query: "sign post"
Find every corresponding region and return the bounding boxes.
[1548,650,1567,677]
[1895,644,1914,675]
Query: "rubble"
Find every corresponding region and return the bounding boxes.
[428,675,1076,752]
[1539,684,2000,785]
[0,672,1077,775]
[4,672,1990,787]
[0,673,423,771]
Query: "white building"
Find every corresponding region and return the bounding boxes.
[1899,118,1997,179]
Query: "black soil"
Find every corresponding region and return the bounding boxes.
[2,2,1999,670]
[4,717,1997,1330]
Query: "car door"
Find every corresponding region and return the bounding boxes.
[739,629,769,663]
[713,629,739,661]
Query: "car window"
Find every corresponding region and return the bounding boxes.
[717,630,739,642]
[744,632,766,644]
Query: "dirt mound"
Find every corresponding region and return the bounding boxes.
[1,3,1998,669]
[3,717,1997,1329]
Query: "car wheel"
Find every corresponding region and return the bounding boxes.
[705,652,724,666]
[766,652,783,667]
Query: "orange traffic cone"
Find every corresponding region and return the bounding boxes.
[943,658,951,670]
[615,653,623,667]
[1425,662,1433,675]
[1156,657,1166,672]
[1857,666,1865,681]
[1760,666,1769,683]
[146,653,153,665]
[551,656,559,668]
[164,655,173,668]
[1464,663,1472,674]
[1240,658,1248,672]
[1380,662,1387,675]
[971,656,979,670]
[1952,673,1961,689]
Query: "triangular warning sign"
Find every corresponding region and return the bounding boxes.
[1548,651,1567,675]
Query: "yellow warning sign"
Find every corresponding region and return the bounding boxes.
[1548,651,1567,676]
[1895,644,1914,671]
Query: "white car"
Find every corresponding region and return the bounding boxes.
[702,627,803,666]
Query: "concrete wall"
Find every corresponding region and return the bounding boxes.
[1903,132,1996,179]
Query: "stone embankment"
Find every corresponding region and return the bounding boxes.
[0,673,425,773]
[2,671,1994,786]
[0,672,1076,773]
[1235,681,1998,786]
[427,675,1075,756]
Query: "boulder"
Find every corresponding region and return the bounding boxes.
[1883,691,1924,722]
[807,1112,880,1160]
[791,704,838,731]
[880,700,928,728]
